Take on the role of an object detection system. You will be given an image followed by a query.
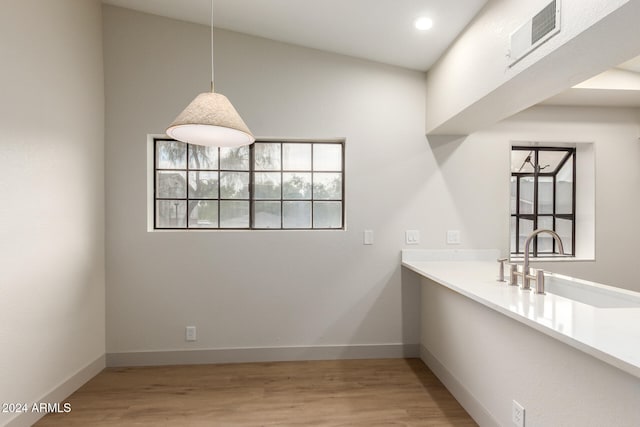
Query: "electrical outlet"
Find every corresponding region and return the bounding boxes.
[185,326,197,342]
[512,400,525,427]
[446,230,461,245]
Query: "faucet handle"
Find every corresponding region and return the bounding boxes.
[508,263,519,286]
[497,258,509,282]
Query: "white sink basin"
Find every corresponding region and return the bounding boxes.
[544,273,640,308]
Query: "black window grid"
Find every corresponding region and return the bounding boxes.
[154,138,345,230]
[511,146,576,256]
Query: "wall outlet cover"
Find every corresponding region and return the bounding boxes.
[446,230,461,245]
[512,400,525,427]
[185,326,197,342]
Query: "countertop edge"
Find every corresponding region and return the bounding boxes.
[402,260,640,380]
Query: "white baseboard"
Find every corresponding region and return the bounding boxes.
[5,354,105,427]
[420,345,499,427]
[106,343,420,367]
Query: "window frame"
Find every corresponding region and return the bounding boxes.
[152,137,346,231]
[511,146,576,257]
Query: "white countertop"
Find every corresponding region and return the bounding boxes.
[402,250,640,379]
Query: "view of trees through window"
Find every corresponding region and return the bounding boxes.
[510,146,575,256]
[154,139,344,230]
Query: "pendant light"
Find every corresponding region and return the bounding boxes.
[166,0,254,147]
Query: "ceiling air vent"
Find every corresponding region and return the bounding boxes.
[509,0,561,67]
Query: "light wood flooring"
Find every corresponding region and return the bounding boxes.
[35,358,477,426]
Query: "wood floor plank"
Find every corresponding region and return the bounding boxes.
[35,358,476,426]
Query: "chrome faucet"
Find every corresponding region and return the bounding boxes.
[512,229,565,293]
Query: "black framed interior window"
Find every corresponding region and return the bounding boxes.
[154,138,345,230]
[510,146,575,256]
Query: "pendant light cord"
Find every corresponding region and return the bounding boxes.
[210,0,215,92]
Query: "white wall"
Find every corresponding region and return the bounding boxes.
[420,276,640,427]
[425,0,640,134]
[0,1,105,426]
[431,105,640,292]
[103,6,435,360]
[103,7,640,364]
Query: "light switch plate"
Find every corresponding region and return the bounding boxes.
[364,230,374,245]
[406,230,420,245]
[447,230,461,245]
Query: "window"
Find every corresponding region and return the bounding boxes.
[153,138,344,230]
[510,146,575,256]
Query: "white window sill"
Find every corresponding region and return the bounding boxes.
[510,255,595,263]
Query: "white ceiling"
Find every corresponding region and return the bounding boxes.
[101,0,640,109]
[102,0,488,71]
[618,56,640,73]
[543,57,640,108]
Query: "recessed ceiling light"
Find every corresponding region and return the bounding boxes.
[414,17,433,31]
